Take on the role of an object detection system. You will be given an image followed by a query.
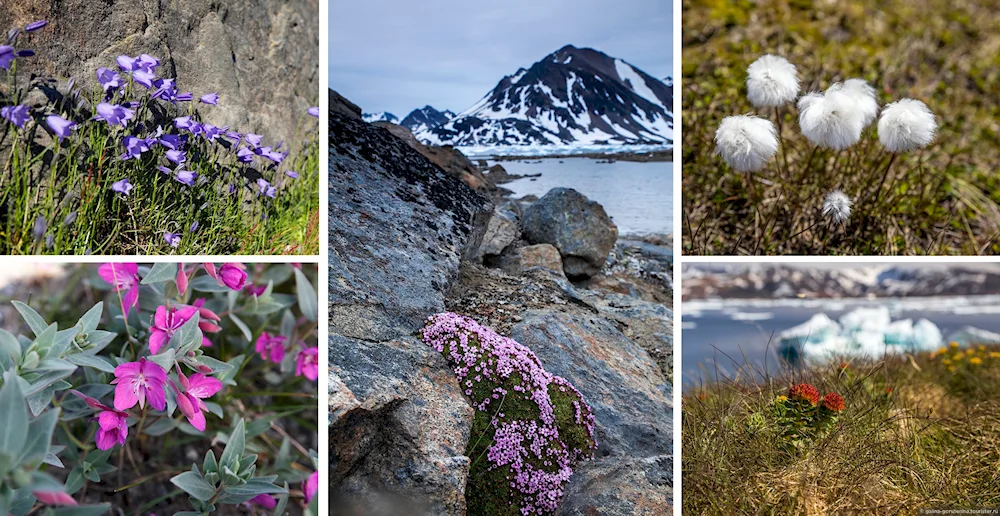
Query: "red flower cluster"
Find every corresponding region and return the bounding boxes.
[789,383,821,406]
[822,392,845,412]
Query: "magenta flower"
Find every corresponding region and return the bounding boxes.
[164,232,181,248]
[244,284,267,297]
[0,46,14,69]
[96,67,121,91]
[249,494,277,509]
[25,20,48,33]
[111,358,167,411]
[200,92,219,105]
[217,263,247,290]
[1,104,30,128]
[304,471,318,503]
[255,332,287,363]
[94,102,134,127]
[188,299,222,334]
[307,106,319,118]
[149,305,198,354]
[97,263,140,316]
[95,410,129,450]
[295,347,319,381]
[33,491,77,506]
[111,178,133,195]
[174,372,223,431]
[45,114,76,140]
[175,170,196,187]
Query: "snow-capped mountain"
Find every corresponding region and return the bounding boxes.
[362,111,399,124]
[416,45,673,147]
[683,264,1000,300]
[400,106,455,134]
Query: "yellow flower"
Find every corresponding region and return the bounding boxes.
[776,395,788,403]
[942,359,951,366]
[948,366,956,373]
[954,353,964,361]
[950,342,960,349]
[979,345,987,352]
[970,357,983,365]
[937,346,949,355]
[989,352,1000,359]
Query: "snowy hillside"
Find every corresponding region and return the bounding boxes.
[683,264,1000,300]
[400,105,455,134]
[416,45,673,147]
[362,111,399,124]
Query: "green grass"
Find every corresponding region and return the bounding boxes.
[0,65,319,255]
[682,0,1000,255]
[684,344,1000,514]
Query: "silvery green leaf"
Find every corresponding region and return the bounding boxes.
[32,324,58,359]
[260,264,293,286]
[52,503,112,516]
[11,301,47,337]
[24,363,75,396]
[189,275,232,292]
[27,471,63,491]
[294,268,318,322]
[0,371,28,457]
[141,263,178,285]
[280,309,295,340]
[273,483,290,516]
[0,330,21,366]
[196,356,234,375]
[219,419,246,471]
[9,488,34,516]
[50,328,77,359]
[18,408,58,466]
[64,355,115,374]
[203,401,224,419]
[147,349,175,375]
[170,314,202,355]
[43,452,64,468]
[82,331,116,355]
[203,449,218,473]
[170,470,216,501]
[229,314,252,342]
[76,303,103,334]
[141,418,178,436]
[216,478,287,504]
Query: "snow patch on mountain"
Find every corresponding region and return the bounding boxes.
[362,111,398,124]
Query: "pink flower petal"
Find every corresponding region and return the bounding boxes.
[113,381,139,411]
[33,491,77,506]
[148,330,167,355]
[187,374,223,399]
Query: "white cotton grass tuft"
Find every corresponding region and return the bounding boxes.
[878,98,936,153]
[822,190,853,224]
[714,115,779,172]
[798,89,864,150]
[746,55,800,108]
[828,78,879,127]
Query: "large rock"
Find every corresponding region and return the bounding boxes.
[510,310,671,513]
[2,0,319,144]
[472,206,520,260]
[331,335,473,516]
[522,188,618,279]
[498,244,565,277]
[329,95,491,341]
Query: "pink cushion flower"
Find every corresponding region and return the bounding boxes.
[98,263,140,316]
[111,358,167,411]
[295,347,318,381]
[149,305,199,354]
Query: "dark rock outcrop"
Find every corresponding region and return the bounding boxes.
[371,122,490,191]
[522,188,618,279]
[329,91,492,341]
[2,1,319,143]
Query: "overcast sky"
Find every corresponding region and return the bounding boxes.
[329,0,674,117]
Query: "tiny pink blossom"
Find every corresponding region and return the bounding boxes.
[149,305,199,354]
[111,358,167,411]
[203,262,217,279]
[304,470,318,503]
[33,491,77,506]
[174,372,223,431]
[95,409,128,450]
[98,263,140,316]
[217,263,247,290]
[295,347,318,381]
[176,264,189,295]
[255,332,286,363]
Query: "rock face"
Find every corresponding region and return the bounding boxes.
[522,188,618,279]
[2,0,319,144]
[510,311,672,515]
[331,335,473,516]
[371,122,490,191]
[329,91,492,341]
[499,244,565,277]
[472,206,520,260]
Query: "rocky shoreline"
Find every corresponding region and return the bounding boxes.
[330,88,673,515]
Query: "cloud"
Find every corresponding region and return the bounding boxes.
[330,0,673,116]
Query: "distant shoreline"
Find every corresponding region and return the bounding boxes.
[483,150,673,162]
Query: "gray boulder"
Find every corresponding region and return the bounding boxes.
[498,244,565,277]
[522,188,618,279]
[1,0,319,144]
[473,206,520,260]
[329,97,491,341]
[331,335,472,516]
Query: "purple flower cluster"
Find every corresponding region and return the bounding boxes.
[421,312,596,514]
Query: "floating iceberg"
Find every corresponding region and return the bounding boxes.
[777,307,977,366]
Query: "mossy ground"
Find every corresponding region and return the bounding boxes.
[682,0,1000,255]
[683,344,1000,514]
